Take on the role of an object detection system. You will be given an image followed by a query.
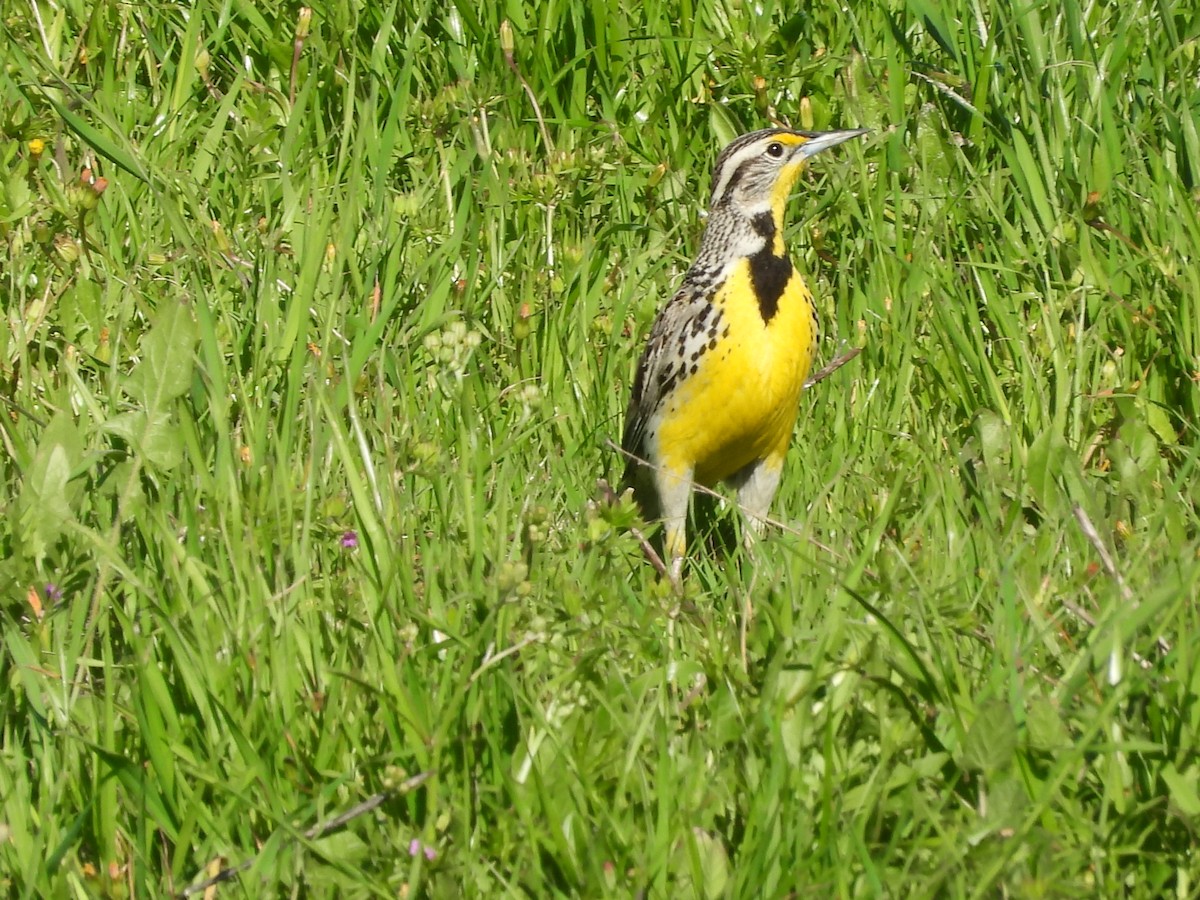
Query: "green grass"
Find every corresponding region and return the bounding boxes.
[2,0,1199,895]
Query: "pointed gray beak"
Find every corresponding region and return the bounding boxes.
[795,128,870,160]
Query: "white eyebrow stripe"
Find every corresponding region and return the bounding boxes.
[709,139,770,206]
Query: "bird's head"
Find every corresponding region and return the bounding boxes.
[708,127,868,223]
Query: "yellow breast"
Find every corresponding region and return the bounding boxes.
[652,258,817,486]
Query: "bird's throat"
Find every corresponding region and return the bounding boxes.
[767,161,806,254]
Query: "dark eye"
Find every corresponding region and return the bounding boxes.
[766,142,785,158]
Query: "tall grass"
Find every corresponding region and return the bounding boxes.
[2,0,1198,895]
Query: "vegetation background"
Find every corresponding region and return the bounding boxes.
[2,0,1199,895]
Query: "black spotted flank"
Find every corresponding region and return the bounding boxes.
[748,249,793,323]
[659,361,679,398]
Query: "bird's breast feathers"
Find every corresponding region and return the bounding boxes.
[648,257,818,483]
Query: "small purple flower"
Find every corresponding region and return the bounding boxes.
[340,530,358,549]
[43,583,63,602]
[408,838,436,860]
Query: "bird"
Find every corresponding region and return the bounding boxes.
[620,126,867,585]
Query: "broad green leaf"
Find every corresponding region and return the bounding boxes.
[975,409,1009,471]
[1146,403,1178,448]
[16,413,84,556]
[1025,694,1070,752]
[2,164,34,223]
[1160,763,1200,818]
[1025,428,1069,515]
[104,410,184,472]
[961,700,1017,773]
[675,828,730,900]
[128,300,198,408]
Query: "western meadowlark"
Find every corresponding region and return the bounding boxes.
[621,127,867,583]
